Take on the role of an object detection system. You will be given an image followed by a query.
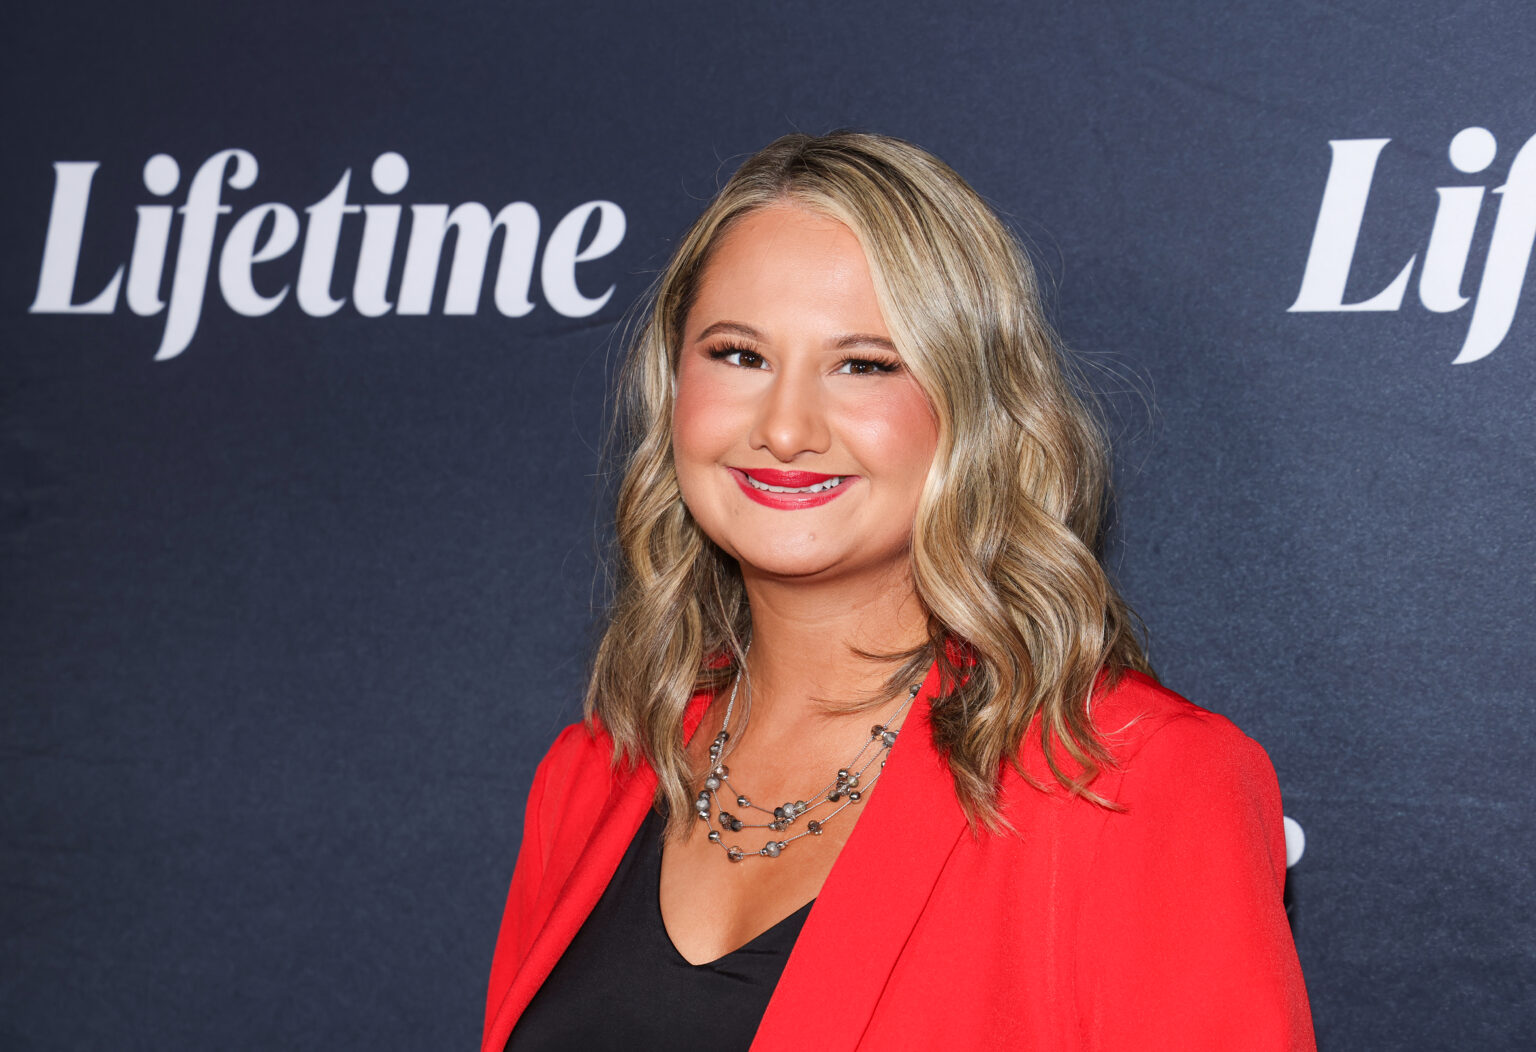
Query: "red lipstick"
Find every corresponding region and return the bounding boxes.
[741,469,839,487]
[729,467,855,510]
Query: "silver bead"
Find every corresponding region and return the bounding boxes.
[845,774,859,789]
[837,769,849,781]
[871,724,885,738]
[794,800,807,812]
[763,841,781,857]
[849,790,862,802]
[708,830,721,843]
[704,775,721,791]
[736,795,750,808]
[807,820,823,835]
[727,846,744,862]
[881,730,898,747]
[713,765,728,778]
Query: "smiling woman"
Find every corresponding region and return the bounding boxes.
[485,132,1316,1051]
[672,204,938,583]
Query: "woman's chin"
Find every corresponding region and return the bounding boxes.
[732,544,904,585]
[725,540,836,580]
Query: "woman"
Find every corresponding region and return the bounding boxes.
[484,132,1315,1051]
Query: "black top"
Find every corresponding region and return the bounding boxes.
[505,808,814,1052]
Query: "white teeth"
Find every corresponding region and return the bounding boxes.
[744,475,845,494]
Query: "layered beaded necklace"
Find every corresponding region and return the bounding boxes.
[693,666,921,863]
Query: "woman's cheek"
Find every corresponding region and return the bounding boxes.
[843,395,937,477]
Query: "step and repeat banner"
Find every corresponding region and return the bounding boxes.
[4,2,1531,1048]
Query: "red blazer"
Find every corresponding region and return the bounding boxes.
[483,665,1316,1050]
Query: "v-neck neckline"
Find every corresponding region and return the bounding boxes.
[645,809,817,969]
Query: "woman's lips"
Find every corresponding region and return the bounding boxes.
[729,467,856,509]
[741,468,840,487]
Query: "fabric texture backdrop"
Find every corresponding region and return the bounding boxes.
[3,1,1532,1048]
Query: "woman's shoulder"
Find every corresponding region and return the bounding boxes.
[996,668,1278,820]
[521,719,623,821]
[540,719,607,758]
[530,683,713,793]
[533,719,613,779]
[1090,669,1275,777]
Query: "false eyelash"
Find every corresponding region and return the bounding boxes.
[704,344,903,374]
[705,343,761,362]
[839,356,902,374]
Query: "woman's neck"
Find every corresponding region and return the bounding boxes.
[736,565,929,733]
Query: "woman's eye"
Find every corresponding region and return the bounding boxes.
[836,357,900,375]
[708,347,766,368]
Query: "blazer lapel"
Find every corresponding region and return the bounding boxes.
[752,661,970,1050]
[483,765,654,1051]
[484,689,716,1052]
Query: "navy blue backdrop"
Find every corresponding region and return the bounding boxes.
[4,2,1533,1048]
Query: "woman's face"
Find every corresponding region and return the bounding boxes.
[672,203,938,585]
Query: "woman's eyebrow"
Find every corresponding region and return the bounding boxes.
[694,321,762,342]
[834,333,898,352]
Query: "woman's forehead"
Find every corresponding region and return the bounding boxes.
[685,206,887,343]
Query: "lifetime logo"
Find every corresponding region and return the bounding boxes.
[28,150,627,361]
[1290,128,1535,364]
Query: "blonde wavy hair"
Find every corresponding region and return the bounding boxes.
[587,131,1150,832]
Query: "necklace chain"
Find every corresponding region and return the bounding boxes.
[693,668,921,863]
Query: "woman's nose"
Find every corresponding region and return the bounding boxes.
[748,368,831,462]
